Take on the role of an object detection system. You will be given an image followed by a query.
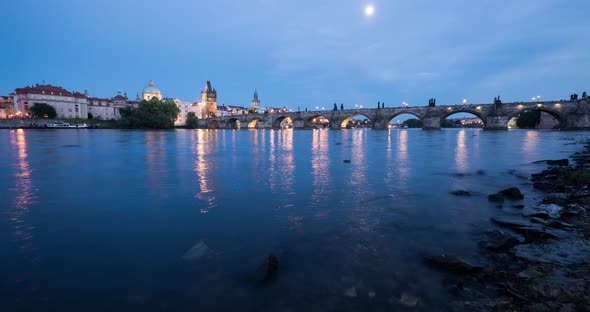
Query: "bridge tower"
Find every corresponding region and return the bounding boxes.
[251,89,261,110]
[200,81,217,118]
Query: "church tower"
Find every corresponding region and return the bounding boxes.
[200,81,217,118]
[251,89,261,109]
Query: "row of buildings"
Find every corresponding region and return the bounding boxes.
[1,80,279,125]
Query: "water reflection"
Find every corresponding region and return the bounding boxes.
[278,130,295,195]
[395,130,410,190]
[145,132,169,199]
[193,130,218,213]
[8,129,37,253]
[522,131,540,163]
[310,129,330,207]
[454,130,468,172]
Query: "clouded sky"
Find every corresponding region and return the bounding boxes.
[1,0,588,109]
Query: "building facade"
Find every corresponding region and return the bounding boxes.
[173,98,194,126]
[141,80,162,101]
[0,96,13,118]
[12,84,89,118]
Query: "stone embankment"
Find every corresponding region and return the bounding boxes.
[428,140,590,311]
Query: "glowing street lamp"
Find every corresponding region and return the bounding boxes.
[463,98,467,104]
[532,96,541,102]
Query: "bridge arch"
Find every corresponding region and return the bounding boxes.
[508,106,565,129]
[306,114,331,129]
[272,115,294,129]
[386,112,423,128]
[228,118,241,129]
[440,110,486,128]
[247,118,263,129]
[340,113,372,128]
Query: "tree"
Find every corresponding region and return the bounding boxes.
[117,98,180,129]
[441,119,456,128]
[516,110,541,128]
[402,118,423,128]
[30,103,57,118]
[186,112,198,129]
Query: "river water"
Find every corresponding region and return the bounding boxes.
[0,128,587,311]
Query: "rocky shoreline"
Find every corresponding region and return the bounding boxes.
[427,140,590,311]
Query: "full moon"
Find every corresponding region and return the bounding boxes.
[364,4,375,16]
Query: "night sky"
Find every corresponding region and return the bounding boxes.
[1,0,589,109]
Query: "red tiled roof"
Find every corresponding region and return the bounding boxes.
[72,92,88,99]
[14,84,73,96]
[113,95,127,100]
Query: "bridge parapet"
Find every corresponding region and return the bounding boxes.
[207,99,589,130]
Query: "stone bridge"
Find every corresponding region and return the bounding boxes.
[202,99,590,130]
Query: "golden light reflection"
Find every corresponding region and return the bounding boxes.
[311,129,330,206]
[193,130,218,213]
[395,130,410,189]
[278,130,295,195]
[9,129,38,253]
[522,131,540,162]
[454,129,468,172]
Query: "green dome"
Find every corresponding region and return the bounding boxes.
[142,81,161,94]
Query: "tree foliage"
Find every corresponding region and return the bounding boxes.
[516,110,541,129]
[117,98,180,129]
[185,112,198,129]
[402,118,423,128]
[30,103,57,118]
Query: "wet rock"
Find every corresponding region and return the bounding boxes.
[500,187,525,200]
[513,204,525,209]
[488,193,505,203]
[343,160,351,164]
[479,229,524,252]
[547,159,569,166]
[513,239,590,265]
[538,204,563,219]
[491,217,568,241]
[522,204,563,219]
[424,254,483,274]
[517,265,551,280]
[344,287,357,298]
[531,281,571,300]
[399,293,418,307]
[182,241,210,261]
[450,190,471,196]
[534,182,558,192]
[476,170,486,175]
[563,203,586,215]
[522,207,551,219]
[256,254,279,282]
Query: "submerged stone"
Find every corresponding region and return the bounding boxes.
[424,254,483,274]
[399,293,418,307]
[182,241,210,261]
[479,229,524,252]
[500,187,524,200]
[488,193,505,203]
[450,190,471,196]
[256,254,280,283]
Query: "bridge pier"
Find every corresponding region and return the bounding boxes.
[422,116,441,130]
[485,116,509,130]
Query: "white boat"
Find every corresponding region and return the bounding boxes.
[47,122,88,128]
[47,122,71,128]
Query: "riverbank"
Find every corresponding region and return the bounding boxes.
[427,140,590,311]
[0,118,116,129]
